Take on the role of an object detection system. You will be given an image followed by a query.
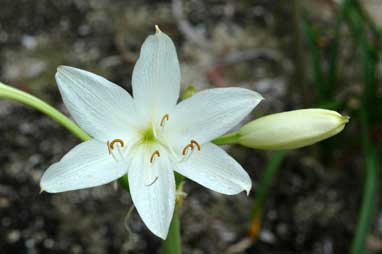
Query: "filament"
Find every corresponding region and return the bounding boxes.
[145,176,159,186]
[107,141,111,154]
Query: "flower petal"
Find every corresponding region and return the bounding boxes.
[40,139,127,193]
[56,66,139,141]
[132,30,181,122]
[166,87,263,149]
[176,143,252,195]
[127,145,176,239]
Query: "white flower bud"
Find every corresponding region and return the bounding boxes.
[238,109,349,150]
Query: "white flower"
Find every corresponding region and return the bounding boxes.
[40,27,263,239]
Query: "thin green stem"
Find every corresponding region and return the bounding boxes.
[0,82,91,141]
[162,205,181,254]
[248,151,286,238]
[327,0,351,92]
[351,110,378,254]
[302,17,326,103]
[346,3,377,108]
[250,151,286,218]
[291,0,308,105]
[212,131,241,145]
[347,4,379,251]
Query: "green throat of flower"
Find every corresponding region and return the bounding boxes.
[141,127,156,144]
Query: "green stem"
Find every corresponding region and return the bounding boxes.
[212,131,241,145]
[301,17,326,102]
[291,0,308,105]
[327,0,351,92]
[346,2,377,108]
[250,151,286,219]
[0,82,91,141]
[351,110,378,254]
[162,205,181,254]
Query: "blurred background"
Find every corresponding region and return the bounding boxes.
[0,0,381,253]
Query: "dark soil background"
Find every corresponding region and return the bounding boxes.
[0,0,381,253]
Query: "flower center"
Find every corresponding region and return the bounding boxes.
[140,127,156,144]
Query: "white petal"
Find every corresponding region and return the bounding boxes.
[127,145,176,239]
[41,139,127,193]
[166,87,263,149]
[56,66,139,141]
[176,143,252,195]
[132,31,181,122]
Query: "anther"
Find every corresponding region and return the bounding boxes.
[109,139,125,150]
[190,140,201,151]
[160,114,169,127]
[145,177,159,186]
[182,143,194,156]
[150,150,160,163]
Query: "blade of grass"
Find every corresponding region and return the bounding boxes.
[351,110,378,254]
[291,0,308,104]
[248,151,286,239]
[346,2,377,107]
[351,0,381,39]
[327,0,352,90]
[302,18,326,103]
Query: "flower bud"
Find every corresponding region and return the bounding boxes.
[238,109,349,150]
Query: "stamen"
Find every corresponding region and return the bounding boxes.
[150,150,160,163]
[180,139,201,161]
[160,114,169,127]
[145,176,159,186]
[182,143,194,156]
[190,139,201,151]
[107,139,126,161]
[109,139,125,150]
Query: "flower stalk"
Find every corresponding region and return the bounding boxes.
[212,131,241,145]
[0,82,91,141]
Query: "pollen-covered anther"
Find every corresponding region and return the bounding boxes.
[160,114,169,127]
[190,139,201,151]
[107,139,125,154]
[182,143,194,156]
[150,150,160,163]
[182,139,201,157]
